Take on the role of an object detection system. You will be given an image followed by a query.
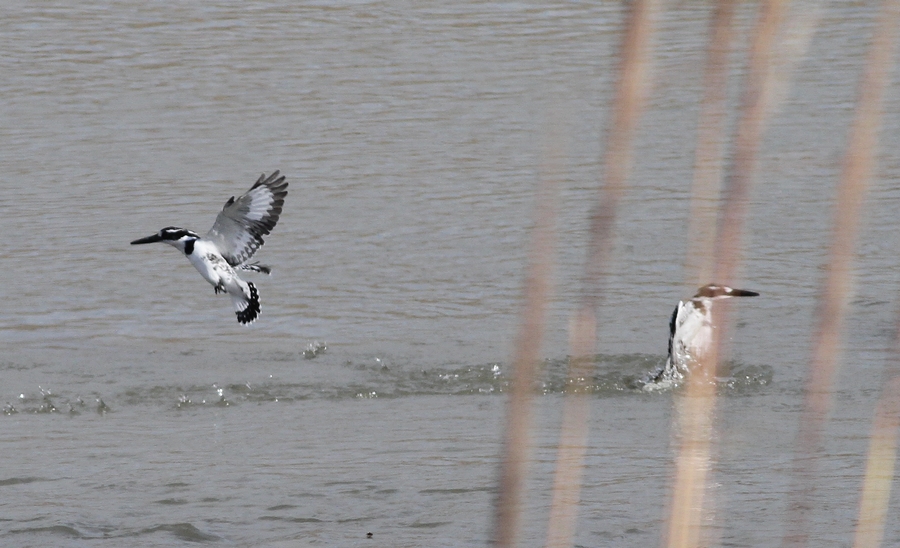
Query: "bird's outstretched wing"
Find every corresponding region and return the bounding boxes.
[205,171,288,267]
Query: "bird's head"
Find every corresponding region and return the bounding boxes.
[693,284,760,301]
[131,226,200,253]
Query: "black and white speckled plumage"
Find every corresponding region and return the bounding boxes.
[205,171,288,268]
[131,171,288,325]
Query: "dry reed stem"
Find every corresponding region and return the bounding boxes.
[580,0,659,309]
[766,2,823,120]
[669,2,736,538]
[545,1,660,546]
[685,0,822,287]
[854,377,900,548]
[666,1,788,547]
[684,0,736,287]
[492,129,562,548]
[784,1,900,545]
[545,310,596,548]
[711,0,785,282]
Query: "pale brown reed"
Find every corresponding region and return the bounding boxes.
[855,373,900,548]
[666,1,788,547]
[683,0,736,288]
[544,309,596,548]
[783,0,900,546]
[668,4,738,542]
[856,173,900,548]
[494,1,897,547]
[491,130,562,548]
[544,1,660,547]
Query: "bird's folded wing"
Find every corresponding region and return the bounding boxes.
[205,171,288,266]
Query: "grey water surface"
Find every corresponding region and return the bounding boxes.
[3,2,900,546]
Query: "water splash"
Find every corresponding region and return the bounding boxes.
[1,355,773,415]
[303,341,328,359]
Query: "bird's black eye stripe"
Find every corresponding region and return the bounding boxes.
[159,227,200,241]
[184,239,194,255]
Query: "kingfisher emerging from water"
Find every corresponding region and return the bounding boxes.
[131,171,288,325]
[649,283,759,384]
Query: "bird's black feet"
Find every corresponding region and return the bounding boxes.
[214,283,225,295]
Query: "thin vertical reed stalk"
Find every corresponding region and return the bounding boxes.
[545,310,596,548]
[854,375,900,548]
[685,0,822,286]
[684,0,736,287]
[492,133,562,548]
[784,1,900,546]
[544,1,659,546]
[666,1,788,547]
[711,0,785,281]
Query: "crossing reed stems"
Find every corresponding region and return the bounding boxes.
[544,1,660,546]
[787,0,900,545]
[667,1,788,547]
[492,131,562,548]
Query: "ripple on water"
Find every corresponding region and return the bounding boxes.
[0,476,47,487]
[134,523,221,543]
[8,522,211,543]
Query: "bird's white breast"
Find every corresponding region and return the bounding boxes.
[187,240,232,287]
[671,298,715,372]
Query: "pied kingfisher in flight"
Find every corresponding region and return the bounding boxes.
[131,171,288,325]
[649,283,759,385]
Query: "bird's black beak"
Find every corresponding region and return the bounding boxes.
[131,234,163,245]
[732,289,760,297]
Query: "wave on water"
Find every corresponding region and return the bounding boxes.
[6,522,220,543]
[2,354,773,415]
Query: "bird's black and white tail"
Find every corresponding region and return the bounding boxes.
[234,282,261,324]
